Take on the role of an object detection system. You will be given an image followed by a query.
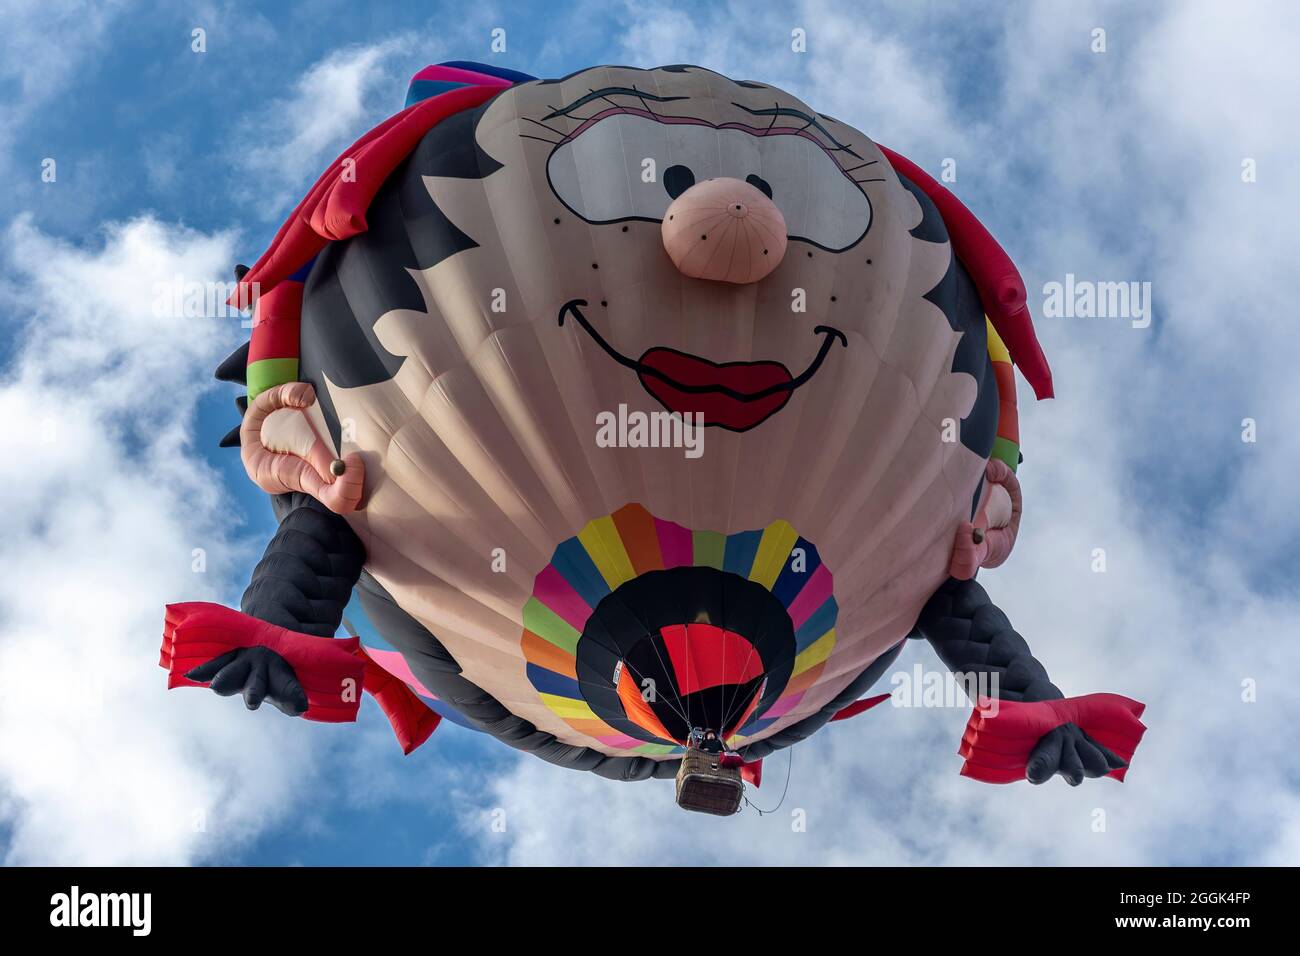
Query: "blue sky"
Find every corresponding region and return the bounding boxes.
[2,0,1298,865]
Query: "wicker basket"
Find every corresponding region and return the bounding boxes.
[675,749,743,816]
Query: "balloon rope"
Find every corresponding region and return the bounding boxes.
[743,746,793,816]
[636,627,696,732]
[719,628,804,742]
[619,657,693,737]
[719,622,766,737]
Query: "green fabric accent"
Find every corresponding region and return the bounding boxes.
[693,530,726,570]
[633,743,679,755]
[246,358,299,400]
[992,436,1020,473]
[522,597,580,653]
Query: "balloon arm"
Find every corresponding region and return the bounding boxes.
[910,577,1063,704]
[162,499,440,751]
[241,492,367,636]
[156,494,370,722]
[160,602,365,722]
[249,495,445,751]
[911,579,1148,785]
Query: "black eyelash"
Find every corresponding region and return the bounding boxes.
[527,87,679,144]
[630,87,657,115]
[543,87,689,122]
[527,88,879,196]
[730,101,863,161]
[518,116,565,144]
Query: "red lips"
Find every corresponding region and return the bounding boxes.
[637,348,793,431]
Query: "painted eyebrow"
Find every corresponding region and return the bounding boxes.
[543,86,689,121]
[729,102,863,160]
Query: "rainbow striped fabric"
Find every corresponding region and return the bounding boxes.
[521,503,839,753]
[987,317,1021,472]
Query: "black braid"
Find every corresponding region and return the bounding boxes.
[910,577,1063,703]
[239,492,366,636]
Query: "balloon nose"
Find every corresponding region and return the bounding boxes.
[661,177,787,284]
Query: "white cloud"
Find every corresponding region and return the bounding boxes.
[613,0,970,162]
[229,5,517,219]
[0,0,130,208]
[233,38,419,217]
[0,0,125,121]
[0,214,324,864]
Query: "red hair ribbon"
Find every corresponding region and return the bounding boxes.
[878,145,1054,400]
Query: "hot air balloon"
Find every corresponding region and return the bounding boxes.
[161,62,1145,814]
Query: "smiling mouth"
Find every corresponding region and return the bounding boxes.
[558,299,847,432]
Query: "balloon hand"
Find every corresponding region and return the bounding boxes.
[185,646,309,716]
[1026,722,1128,786]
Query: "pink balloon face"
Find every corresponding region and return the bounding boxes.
[519,67,887,433]
[301,65,999,756]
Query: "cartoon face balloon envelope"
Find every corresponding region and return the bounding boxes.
[161,62,1146,797]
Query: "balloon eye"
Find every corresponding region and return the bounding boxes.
[746,174,773,199]
[664,164,696,199]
